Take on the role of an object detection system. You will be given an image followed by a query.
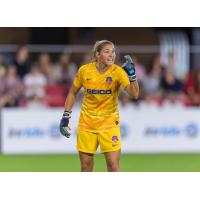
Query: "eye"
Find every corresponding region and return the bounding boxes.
[103,50,110,53]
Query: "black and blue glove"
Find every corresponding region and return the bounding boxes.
[59,111,71,138]
[122,55,137,82]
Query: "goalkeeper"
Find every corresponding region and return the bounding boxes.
[60,40,139,172]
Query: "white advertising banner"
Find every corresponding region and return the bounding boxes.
[120,105,200,153]
[1,106,200,154]
[1,108,80,154]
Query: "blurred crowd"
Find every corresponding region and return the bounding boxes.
[120,53,200,108]
[0,45,78,108]
[0,45,200,108]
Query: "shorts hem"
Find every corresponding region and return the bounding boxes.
[101,147,121,153]
[76,147,96,154]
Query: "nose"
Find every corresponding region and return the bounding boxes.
[108,51,114,57]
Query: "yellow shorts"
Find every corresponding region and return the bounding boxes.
[76,129,121,154]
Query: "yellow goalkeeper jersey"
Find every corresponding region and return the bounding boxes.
[73,62,130,132]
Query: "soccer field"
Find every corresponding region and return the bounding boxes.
[1,153,200,172]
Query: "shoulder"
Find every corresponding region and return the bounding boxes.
[77,62,96,75]
[113,64,122,70]
[78,62,95,72]
[111,64,125,74]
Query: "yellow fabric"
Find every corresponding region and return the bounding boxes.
[74,62,130,133]
[76,129,121,154]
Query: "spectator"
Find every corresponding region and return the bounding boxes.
[167,52,187,82]
[161,66,185,106]
[0,55,6,97]
[132,55,146,83]
[0,64,23,107]
[184,68,200,106]
[14,45,32,78]
[23,64,47,107]
[142,54,162,105]
[58,52,77,84]
[38,53,61,83]
[0,55,6,78]
[80,53,92,66]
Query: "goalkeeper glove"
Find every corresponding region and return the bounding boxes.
[59,111,72,138]
[122,55,137,81]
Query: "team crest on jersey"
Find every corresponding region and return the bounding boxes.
[112,136,118,143]
[106,76,112,84]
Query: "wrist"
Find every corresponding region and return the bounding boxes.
[128,74,137,82]
[63,111,72,118]
[64,110,72,113]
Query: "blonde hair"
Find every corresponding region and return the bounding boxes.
[91,40,114,62]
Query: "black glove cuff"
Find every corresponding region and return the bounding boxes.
[63,111,71,119]
[129,74,137,81]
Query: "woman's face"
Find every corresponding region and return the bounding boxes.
[96,44,116,67]
[39,53,50,65]
[7,65,16,76]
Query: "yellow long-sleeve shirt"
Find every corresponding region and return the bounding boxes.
[73,62,130,132]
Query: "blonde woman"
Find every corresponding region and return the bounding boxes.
[60,40,139,172]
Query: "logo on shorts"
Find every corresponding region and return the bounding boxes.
[112,136,118,143]
[106,76,112,84]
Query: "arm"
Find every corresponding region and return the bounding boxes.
[64,85,81,112]
[60,85,81,138]
[122,55,139,99]
[124,80,139,99]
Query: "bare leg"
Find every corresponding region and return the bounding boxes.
[104,150,121,172]
[79,151,94,172]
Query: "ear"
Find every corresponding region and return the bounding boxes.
[96,51,100,59]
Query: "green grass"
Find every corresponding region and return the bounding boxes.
[1,153,200,172]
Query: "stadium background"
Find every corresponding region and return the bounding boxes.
[1,27,200,171]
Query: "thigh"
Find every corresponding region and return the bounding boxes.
[98,129,121,153]
[79,151,94,164]
[104,149,121,169]
[76,130,99,154]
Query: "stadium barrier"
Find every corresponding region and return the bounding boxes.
[1,105,200,154]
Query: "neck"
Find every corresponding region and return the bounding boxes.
[96,62,109,72]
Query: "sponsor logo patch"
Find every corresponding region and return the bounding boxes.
[112,135,118,143]
[106,76,112,84]
[87,89,112,94]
